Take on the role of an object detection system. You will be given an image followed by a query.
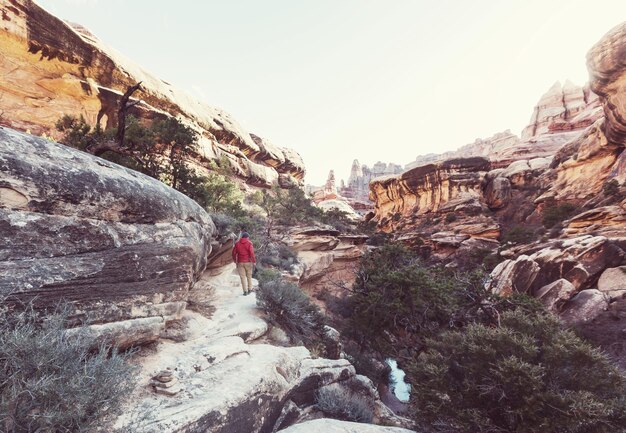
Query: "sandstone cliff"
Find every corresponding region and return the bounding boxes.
[0,0,304,188]
[545,22,626,200]
[406,81,602,171]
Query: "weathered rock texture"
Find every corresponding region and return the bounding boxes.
[117,265,407,433]
[278,419,416,433]
[0,0,304,188]
[0,127,214,347]
[343,160,404,203]
[545,23,626,200]
[283,226,367,309]
[308,161,403,216]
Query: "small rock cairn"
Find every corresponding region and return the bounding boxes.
[150,369,181,396]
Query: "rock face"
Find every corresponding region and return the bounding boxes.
[0,0,304,188]
[521,81,600,140]
[367,21,626,359]
[308,160,403,216]
[285,226,367,306]
[370,157,490,232]
[0,127,214,347]
[545,23,626,200]
[343,160,404,203]
[278,419,416,433]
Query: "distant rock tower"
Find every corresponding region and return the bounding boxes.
[324,170,337,196]
[348,159,364,190]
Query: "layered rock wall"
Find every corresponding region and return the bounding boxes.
[369,157,490,231]
[0,0,304,188]
[0,127,215,347]
[544,23,626,200]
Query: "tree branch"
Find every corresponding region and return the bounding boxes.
[115,82,143,147]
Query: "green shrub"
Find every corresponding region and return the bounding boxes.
[409,310,626,433]
[256,275,325,345]
[345,242,542,357]
[0,305,137,432]
[603,179,621,198]
[542,201,578,228]
[315,386,374,424]
[320,208,356,233]
[502,225,538,245]
[346,243,475,354]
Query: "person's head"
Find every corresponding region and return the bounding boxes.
[241,232,250,238]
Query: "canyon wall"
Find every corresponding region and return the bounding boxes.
[368,22,626,365]
[0,0,304,188]
[406,81,602,171]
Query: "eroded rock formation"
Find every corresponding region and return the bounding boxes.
[366,22,626,364]
[0,126,215,347]
[0,0,304,188]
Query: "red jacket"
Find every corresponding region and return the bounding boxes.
[232,237,256,263]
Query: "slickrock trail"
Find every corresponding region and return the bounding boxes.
[118,265,356,433]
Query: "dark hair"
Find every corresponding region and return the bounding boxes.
[241,232,250,238]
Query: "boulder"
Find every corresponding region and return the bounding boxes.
[597,267,626,299]
[561,289,610,325]
[278,419,417,433]
[488,255,540,296]
[0,127,214,347]
[529,236,624,291]
[535,279,577,313]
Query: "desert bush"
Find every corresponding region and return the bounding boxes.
[256,275,325,344]
[502,225,538,245]
[315,386,374,424]
[345,242,543,358]
[346,243,475,354]
[542,201,578,228]
[603,179,621,198]
[0,305,137,433]
[320,208,356,233]
[444,213,457,223]
[408,310,626,433]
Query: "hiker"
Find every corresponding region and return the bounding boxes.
[232,232,256,295]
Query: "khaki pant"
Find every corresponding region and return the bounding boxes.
[236,262,254,294]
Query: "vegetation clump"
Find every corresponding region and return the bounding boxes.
[255,271,325,345]
[409,310,626,433]
[502,225,539,245]
[542,200,578,228]
[342,240,626,433]
[315,386,374,424]
[0,305,137,433]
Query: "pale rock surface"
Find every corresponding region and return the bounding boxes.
[522,81,598,140]
[278,419,416,433]
[535,279,578,313]
[529,236,624,290]
[117,264,359,433]
[597,267,626,299]
[0,127,214,348]
[488,255,540,296]
[561,289,610,325]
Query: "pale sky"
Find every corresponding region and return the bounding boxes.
[37,0,626,185]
